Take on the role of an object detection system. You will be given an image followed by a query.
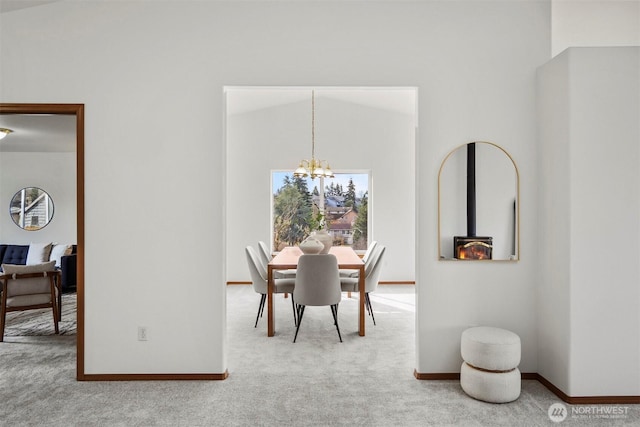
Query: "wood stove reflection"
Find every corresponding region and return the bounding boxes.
[451,142,494,260]
[453,236,493,260]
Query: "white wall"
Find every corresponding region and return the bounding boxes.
[0,152,76,245]
[552,0,640,56]
[536,52,573,393]
[226,89,416,282]
[537,47,640,396]
[1,1,549,377]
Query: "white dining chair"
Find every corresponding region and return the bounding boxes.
[257,241,271,269]
[340,245,385,325]
[293,254,342,343]
[258,240,296,279]
[339,240,378,278]
[245,246,297,328]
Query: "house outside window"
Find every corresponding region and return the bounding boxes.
[271,171,369,252]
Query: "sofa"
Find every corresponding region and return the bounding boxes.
[0,243,77,292]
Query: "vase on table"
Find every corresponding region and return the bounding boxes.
[299,237,324,255]
[310,230,332,254]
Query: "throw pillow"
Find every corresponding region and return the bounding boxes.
[26,242,53,265]
[49,244,73,268]
[2,260,56,274]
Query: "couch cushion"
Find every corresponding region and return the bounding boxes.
[26,242,53,265]
[1,245,29,265]
[49,244,73,268]
[0,245,7,264]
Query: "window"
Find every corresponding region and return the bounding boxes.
[271,171,369,252]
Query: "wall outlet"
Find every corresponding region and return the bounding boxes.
[138,326,148,341]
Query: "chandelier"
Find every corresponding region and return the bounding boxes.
[293,90,334,180]
[0,128,13,140]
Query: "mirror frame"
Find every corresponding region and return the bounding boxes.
[10,186,55,230]
[437,141,520,261]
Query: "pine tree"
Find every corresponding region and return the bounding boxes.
[345,178,357,210]
[352,191,368,250]
[273,175,313,248]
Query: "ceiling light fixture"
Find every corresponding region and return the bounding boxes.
[293,90,334,180]
[0,128,13,140]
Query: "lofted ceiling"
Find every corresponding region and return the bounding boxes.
[226,87,417,117]
[0,0,62,14]
[0,114,76,153]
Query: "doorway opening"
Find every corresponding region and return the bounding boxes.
[223,86,417,357]
[0,103,84,379]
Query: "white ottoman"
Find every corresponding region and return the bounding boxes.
[460,326,521,403]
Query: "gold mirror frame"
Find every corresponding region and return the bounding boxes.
[437,141,520,261]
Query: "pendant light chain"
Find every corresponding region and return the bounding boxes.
[293,89,334,180]
[311,90,315,159]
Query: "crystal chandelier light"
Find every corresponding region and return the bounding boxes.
[0,128,13,140]
[293,90,334,180]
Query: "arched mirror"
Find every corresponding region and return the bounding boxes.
[438,141,519,261]
[10,187,55,231]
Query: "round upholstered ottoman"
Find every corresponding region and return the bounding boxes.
[460,326,521,403]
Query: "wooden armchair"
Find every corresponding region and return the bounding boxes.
[0,261,59,341]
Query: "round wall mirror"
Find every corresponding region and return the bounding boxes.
[10,187,55,231]
[438,141,519,261]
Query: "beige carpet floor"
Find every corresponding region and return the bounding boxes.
[0,286,637,426]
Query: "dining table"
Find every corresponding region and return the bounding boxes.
[267,246,366,337]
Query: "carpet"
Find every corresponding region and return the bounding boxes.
[1,286,638,426]
[3,292,76,336]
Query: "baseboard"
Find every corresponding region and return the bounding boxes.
[78,371,229,381]
[535,373,640,405]
[414,371,459,380]
[379,281,415,285]
[414,370,640,404]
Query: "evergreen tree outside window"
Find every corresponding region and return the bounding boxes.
[272,171,369,252]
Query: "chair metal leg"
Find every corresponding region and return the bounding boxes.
[290,295,297,326]
[293,305,305,343]
[331,304,342,342]
[259,294,266,318]
[255,294,266,328]
[366,293,376,326]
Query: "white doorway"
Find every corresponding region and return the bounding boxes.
[224,86,417,286]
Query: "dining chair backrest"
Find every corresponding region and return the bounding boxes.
[365,246,386,293]
[257,241,271,270]
[294,254,341,307]
[245,246,268,294]
[362,241,378,264]
[363,244,384,277]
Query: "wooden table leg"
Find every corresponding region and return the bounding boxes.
[359,265,365,336]
[267,266,275,337]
